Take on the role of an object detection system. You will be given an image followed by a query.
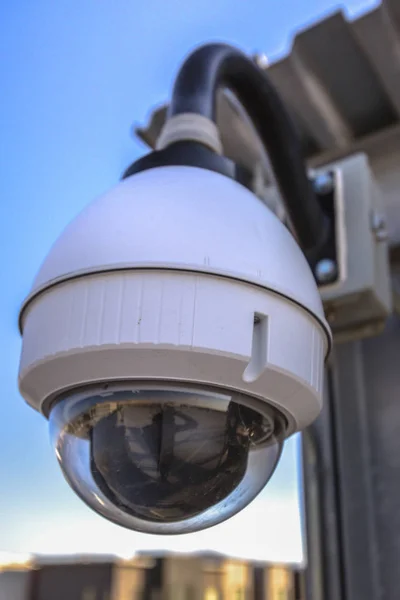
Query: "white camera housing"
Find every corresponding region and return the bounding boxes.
[18,165,331,533]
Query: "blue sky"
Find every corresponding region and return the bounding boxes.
[1,0,378,564]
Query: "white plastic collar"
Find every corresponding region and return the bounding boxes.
[155,113,223,155]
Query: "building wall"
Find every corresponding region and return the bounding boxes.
[202,559,224,600]
[266,565,297,600]
[0,557,303,600]
[0,570,31,600]
[29,563,113,600]
[163,556,204,600]
[222,559,253,600]
[111,563,145,600]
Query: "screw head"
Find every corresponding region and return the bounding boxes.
[370,211,388,242]
[315,259,337,284]
[375,229,389,242]
[253,53,269,69]
[326,308,336,324]
[313,173,333,195]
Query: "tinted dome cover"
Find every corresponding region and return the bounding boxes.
[90,402,255,522]
[50,386,285,534]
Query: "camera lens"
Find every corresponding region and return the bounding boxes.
[49,385,286,534]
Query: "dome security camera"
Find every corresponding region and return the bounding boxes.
[18,44,331,535]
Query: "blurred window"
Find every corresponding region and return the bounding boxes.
[82,586,97,600]
[204,586,219,600]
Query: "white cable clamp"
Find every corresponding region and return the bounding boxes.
[155,113,223,155]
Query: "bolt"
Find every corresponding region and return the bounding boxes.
[253,53,269,69]
[371,210,388,242]
[375,229,389,242]
[313,172,333,195]
[315,259,337,284]
[326,308,336,324]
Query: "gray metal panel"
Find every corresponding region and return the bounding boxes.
[291,12,396,139]
[267,54,352,153]
[352,4,400,118]
[258,0,400,162]
[301,384,343,600]
[329,342,382,600]
[303,313,400,600]
[361,317,400,599]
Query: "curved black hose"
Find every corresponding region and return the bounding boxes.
[169,43,328,253]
